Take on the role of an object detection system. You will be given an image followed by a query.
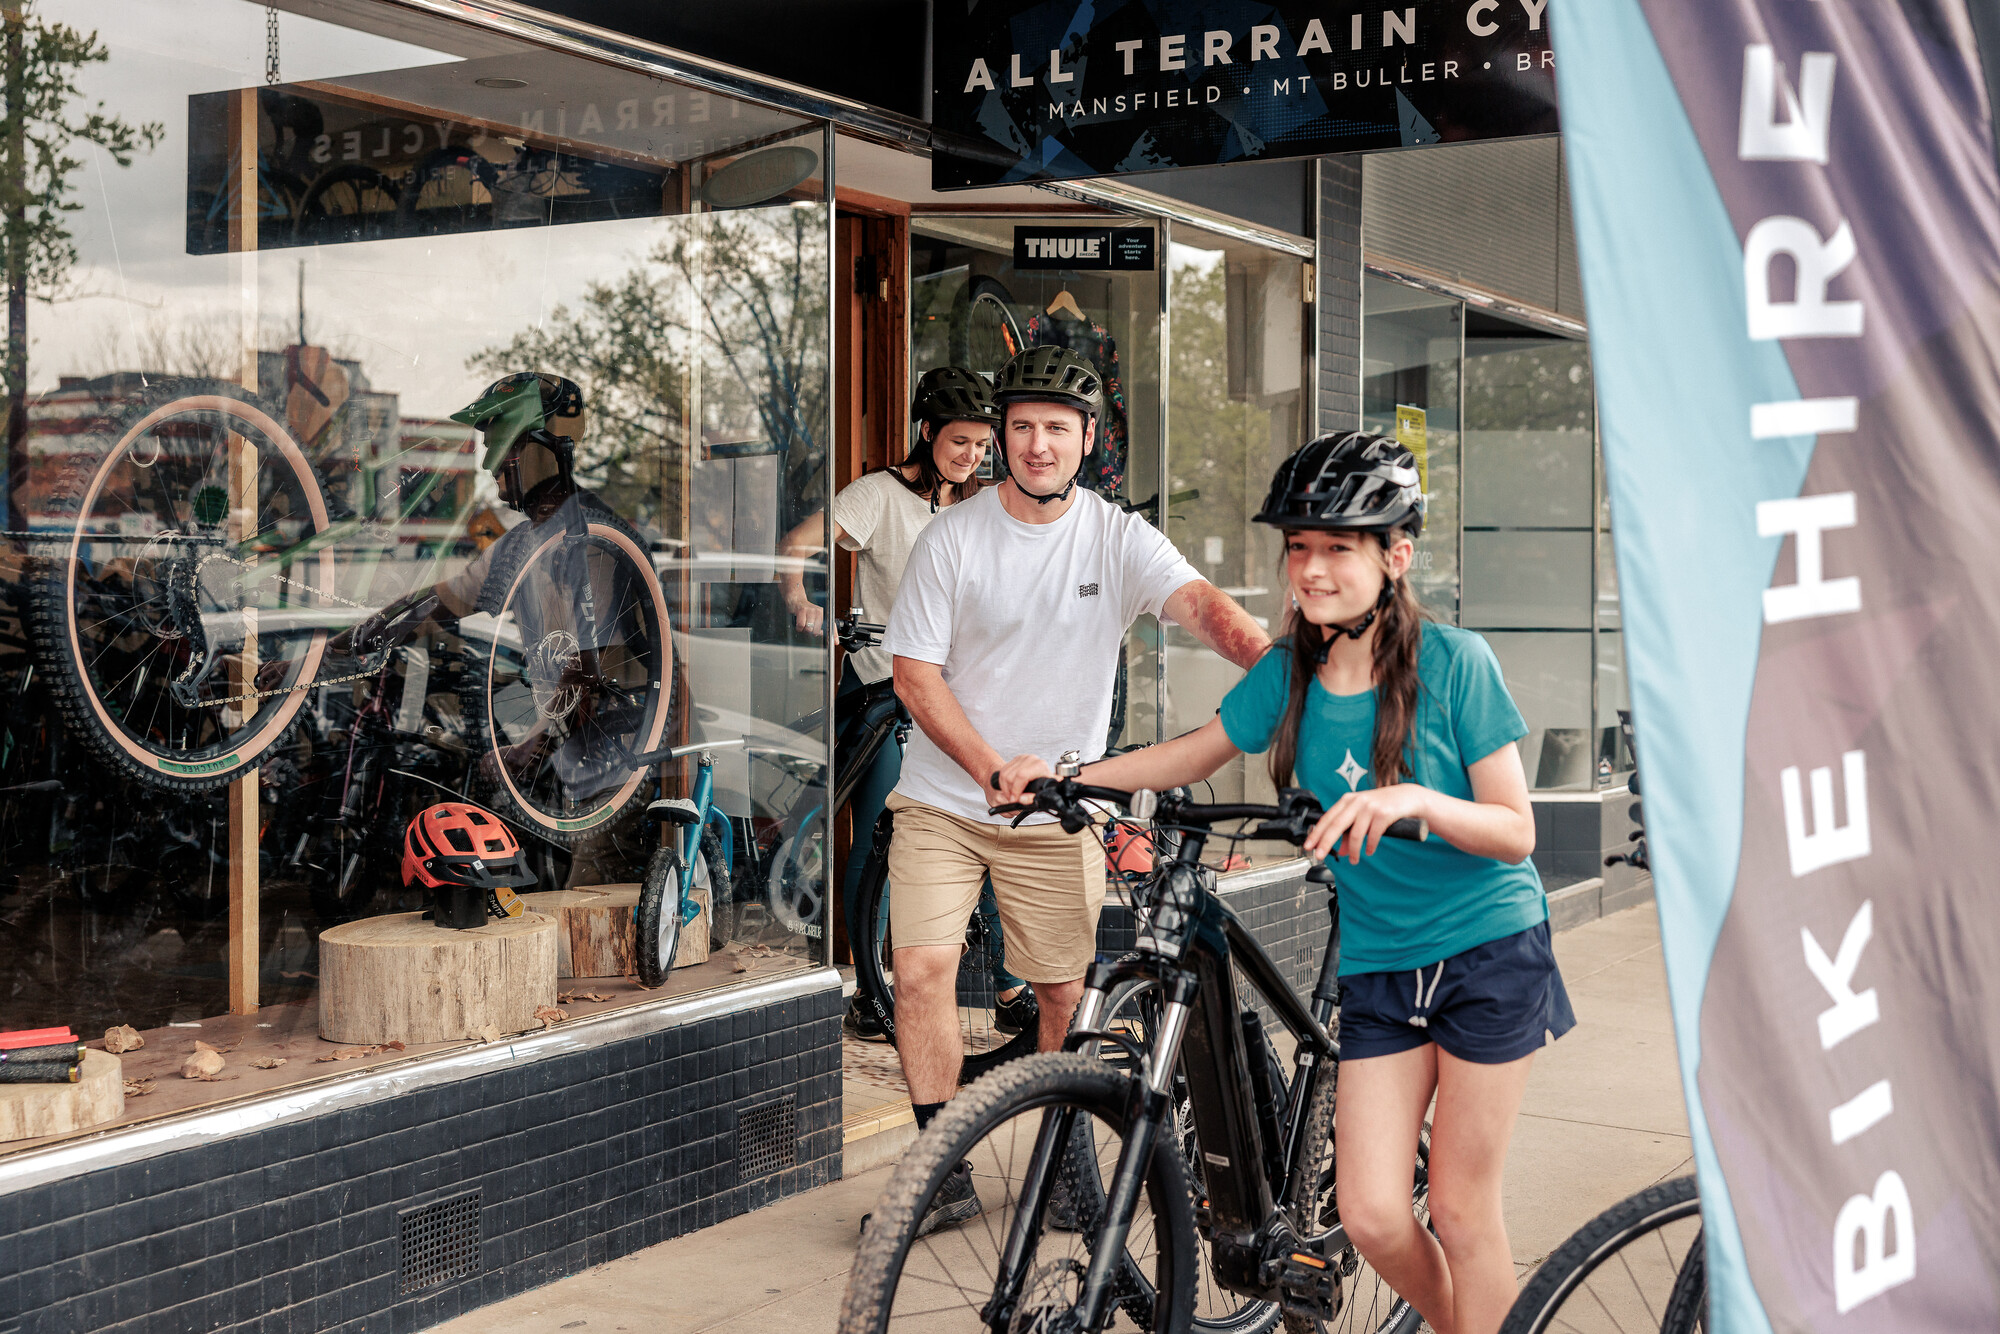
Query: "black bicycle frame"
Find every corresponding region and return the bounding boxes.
[982,817,1349,1333]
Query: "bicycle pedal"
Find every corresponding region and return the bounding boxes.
[1276,1251,1342,1321]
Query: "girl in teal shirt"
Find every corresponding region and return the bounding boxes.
[997,431,1572,1334]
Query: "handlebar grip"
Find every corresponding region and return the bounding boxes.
[1386,816,1429,842]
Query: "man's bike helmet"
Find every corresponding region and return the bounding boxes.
[403,802,534,922]
[1253,431,1424,538]
[451,372,587,473]
[991,346,1103,416]
[912,365,1001,427]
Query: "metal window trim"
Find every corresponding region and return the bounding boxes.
[1046,178,1315,259]
[1365,257,1587,339]
[0,966,841,1198]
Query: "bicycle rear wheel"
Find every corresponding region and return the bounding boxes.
[840,1053,1194,1334]
[31,381,335,790]
[463,514,673,844]
[1499,1175,1704,1334]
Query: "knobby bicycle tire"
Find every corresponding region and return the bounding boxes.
[634,824,729,988]
[1499,1175,1704,1334]
[30,381,335,791]
[462,507,674,845]
[849,807,1039,1081]
[839,1053,1196,1334]
[1284,1073,1432,1334]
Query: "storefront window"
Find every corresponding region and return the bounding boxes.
[1362,277,1461,623]
[1163,227,1304,820]
[0,0,830,1139]
[908,216,1163,747]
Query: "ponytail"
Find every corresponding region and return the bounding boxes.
[1267,527,1429,793]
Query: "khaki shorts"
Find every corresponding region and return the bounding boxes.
[884,792,1106,985]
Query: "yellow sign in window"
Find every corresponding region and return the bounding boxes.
[1395,404,1428,493]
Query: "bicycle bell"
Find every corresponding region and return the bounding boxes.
[1055,749,1083,780]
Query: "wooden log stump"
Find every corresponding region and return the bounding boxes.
[521,882,711,976]
[0,1050,123,1143]
[318,912,558,1045]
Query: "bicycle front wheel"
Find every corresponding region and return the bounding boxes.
[634,824,729,988]
[464,516,673,844]
[1499,1175,1704,1334]
[31,381,336,790]
[840,1053,1195,1334]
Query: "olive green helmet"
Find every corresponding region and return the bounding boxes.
[912,366,1001,426]
[451,372,586,472]
[991,346,1102,416]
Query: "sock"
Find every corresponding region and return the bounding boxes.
[913,1100,947,1132]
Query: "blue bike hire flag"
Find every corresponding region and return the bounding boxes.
[1549,2,2000,1330]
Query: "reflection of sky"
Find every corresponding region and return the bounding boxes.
[33,0,700,419]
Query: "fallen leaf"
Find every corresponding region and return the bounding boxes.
[123,1078,154,1097]
[473,1024,502,1044]
[558,991,611,1004]
[313,1046,384,1063]
[381,1040,406,1052]
[250,1057,287,1070]
[181,1048,224,1079]
[103,1025,145,1054]
[533,1005,567,1030]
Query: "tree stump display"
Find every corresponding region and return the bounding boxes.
[318,912,558,1045]
[0,1050,123,1143]
[520,882,711,976]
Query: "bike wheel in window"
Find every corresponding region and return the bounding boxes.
[397,145,499,236]
[948,274,1026,377]
[848,817,1040,1081]
[296,164,398,245]
[30,381,336,791]
[635,823,729,988]
[1280,1071,1433,1334]
[765,807,826,940]
[1499,1175,1704,1334]
[463,514,673,845]
[839,1053,1195,1334]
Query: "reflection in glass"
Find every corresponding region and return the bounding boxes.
[1363,277,1460,622]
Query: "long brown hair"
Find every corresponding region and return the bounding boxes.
[892,419,987,506]
[1268,525,1430,793]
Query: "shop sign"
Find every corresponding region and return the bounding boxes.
[1012,226,1156,270]
[185,84,672,255]
[933,0,1557,190]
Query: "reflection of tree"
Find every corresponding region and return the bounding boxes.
[3,4,162,529]
[469,205,829,527]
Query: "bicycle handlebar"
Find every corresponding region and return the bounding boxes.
[987,774,1428,845]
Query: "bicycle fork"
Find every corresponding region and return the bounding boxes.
[984,973,1198,1333]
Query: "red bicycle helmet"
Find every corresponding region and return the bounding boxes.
[402,802,534,918]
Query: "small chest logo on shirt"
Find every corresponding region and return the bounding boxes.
[1336,750,1369,792]
[1077,582,1100,598]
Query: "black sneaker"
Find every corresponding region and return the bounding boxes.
[862,1160,981,1239]
[994,988,1039,1036]
[844,996,889,1042]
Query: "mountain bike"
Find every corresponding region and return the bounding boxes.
[840,769,1433,1334]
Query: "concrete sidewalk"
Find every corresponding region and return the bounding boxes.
[436,902,1689,1334]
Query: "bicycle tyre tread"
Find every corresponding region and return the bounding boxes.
[1498,1174,1701,1334]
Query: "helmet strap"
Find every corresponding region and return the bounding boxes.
[1310,583,1396,665]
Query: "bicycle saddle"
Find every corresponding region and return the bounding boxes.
[646,798,701,827]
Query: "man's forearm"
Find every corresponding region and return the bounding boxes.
[1167,580,1271,670]
[894,657,1005,797]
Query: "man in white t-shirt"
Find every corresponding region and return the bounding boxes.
[883,345,1271,1145]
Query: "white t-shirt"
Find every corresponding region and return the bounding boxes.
[831,469,939,683]
[886,488,1202,822]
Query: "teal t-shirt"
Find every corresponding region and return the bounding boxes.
[1218,622,1547,976]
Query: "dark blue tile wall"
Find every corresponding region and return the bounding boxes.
[0,984,842,1334]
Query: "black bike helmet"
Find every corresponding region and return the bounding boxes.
[1253,431,1424,538]
[912,366,1001,427]
[992,346,1102,416]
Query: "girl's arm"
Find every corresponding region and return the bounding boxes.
[992,715,1242,805]
[1304,741,1536,865]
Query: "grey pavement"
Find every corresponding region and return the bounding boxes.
[435,901,1688,1333]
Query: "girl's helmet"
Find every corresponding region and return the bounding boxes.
[991,346,1102,417]
[1253,431,1424,537]
[451,372,587,474]
[911,366,1001,427]
[402,802,534,917]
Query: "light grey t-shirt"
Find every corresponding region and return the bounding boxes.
[832,469,941,683]
[885,488,1201,822]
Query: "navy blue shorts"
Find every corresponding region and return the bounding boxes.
[1338,922,1576,1065]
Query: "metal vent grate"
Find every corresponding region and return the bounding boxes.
[398,1190,482,1294]
[737,1096,798,1181]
